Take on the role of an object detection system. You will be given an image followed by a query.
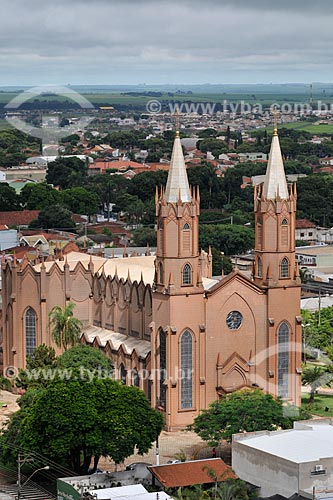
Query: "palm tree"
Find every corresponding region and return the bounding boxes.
[302,366,330,403]
[215,482,241,500]
[171,486,208,500]
[48,302,82,351]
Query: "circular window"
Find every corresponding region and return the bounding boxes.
[226,311,243,330]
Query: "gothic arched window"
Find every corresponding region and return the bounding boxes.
[120,363,127,385]
[133,369,140,387]
[257,257,262,278]
[25,307,36,357]
[159,220,164,253]
[182,263,192,285]
[183,223,190,230]
[278,322,289,398]
[280,257,289,278]
[180,330,193,409]
[159,329,167,408]
[281,218,288,225]
[159,262,164,284]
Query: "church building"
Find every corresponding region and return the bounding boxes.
[1,123,302,430]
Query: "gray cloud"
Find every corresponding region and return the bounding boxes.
[1,0,333,84]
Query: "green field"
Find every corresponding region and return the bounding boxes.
[1,90,333,107]
[301,394,333,417]
[0,119,12,130]
[259,121,333,135]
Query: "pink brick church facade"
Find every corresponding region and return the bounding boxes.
[1,126,302,430]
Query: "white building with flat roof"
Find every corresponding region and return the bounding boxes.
[90,484,172,499]
[232,420,333,499]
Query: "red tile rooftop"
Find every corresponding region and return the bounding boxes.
[149,458,236,488]
[0,210,40,226]
[296,219,316,229]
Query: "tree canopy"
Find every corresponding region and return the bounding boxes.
[56,344,113,373]
[0,183,20,211]
[46,157,88,189]
[199,224,254,256]
[0,377,163,474]
[302,305,333,355]
[15,344,57,389]
[29,204,74,230]
[190,388,309,445]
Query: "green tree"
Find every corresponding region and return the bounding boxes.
[301,306,333,353]
[60,187,99,215]
[128,170,168,202]
[215,481,251,500]
[190,388,307,445]
[297,174,333,226]
[0,183,20,211]
[211,248,233,276]
[46,157,88,189]
[132,227,157,247]
[302,366,329,404]
[171,485,208,499]
[16,344,56,389]
[187,165,226,209]
[199,225,254,256]
[29,204,74,230]
[20,183,60,210]
[199,128,219,139]
[198,138,228,156]
[56,344,113,373]
[48,303,82,351]
[0,390,40,464]
[1,378,163,474]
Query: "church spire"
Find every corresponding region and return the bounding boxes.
[165,110,191,203]
[263,109,288,200]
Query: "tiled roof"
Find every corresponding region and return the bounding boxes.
[6,246,36,259]
[91,160,144,171]
[146,163,170,171]
[149,458,236,488]
[296,219,316,229]
[0,210,40,226]
[72,213,86,224]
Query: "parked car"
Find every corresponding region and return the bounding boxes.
[88,468,105,474]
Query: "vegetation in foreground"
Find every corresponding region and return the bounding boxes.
[169,478,256,500]
[189,389,309,446]
[301,394,333,417]
[1,343,163,475]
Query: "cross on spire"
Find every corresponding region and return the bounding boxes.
[175,107,180,137]
[273,105,278,136]
[164,108,191,203]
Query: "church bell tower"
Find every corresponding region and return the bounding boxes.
[151,115,205,430]
[253,116,302,405]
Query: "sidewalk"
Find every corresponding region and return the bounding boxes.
[99,430,205,471]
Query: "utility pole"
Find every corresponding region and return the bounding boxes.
[17,454,21,500]
[155,434,160,466]
[155,400,160,466]
[17,453,49,500]
[318,286,321,326]
[17,453,33,500]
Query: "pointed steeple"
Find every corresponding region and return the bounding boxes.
[165,111,191,203]
[263,111,288,200]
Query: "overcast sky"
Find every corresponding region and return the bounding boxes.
[1,0,333,85]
